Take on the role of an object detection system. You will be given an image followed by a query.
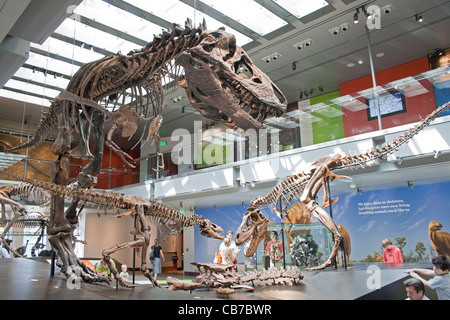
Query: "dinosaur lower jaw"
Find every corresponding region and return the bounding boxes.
[238,223,269,257]
[223,83,285,130]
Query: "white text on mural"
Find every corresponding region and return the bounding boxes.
[358,199,411,215]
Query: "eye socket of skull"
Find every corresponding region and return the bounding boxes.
[250,211,263,223]
[235,58,253,79]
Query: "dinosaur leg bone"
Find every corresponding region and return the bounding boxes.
[49,231,110,284]
[102,205,159,288]
[304,200,342,271]
[101,238,145,288]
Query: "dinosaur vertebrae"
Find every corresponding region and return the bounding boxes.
[67,21,205,103]
[249,171,312,210]
[250,102,450,209]
[1,182,50,207]
[335,101,450,170]
[8,20,206,153]
[0,171,207,227]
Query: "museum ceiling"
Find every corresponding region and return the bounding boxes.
[0,0,449,137]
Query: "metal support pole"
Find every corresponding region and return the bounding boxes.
[281,223,286,269]
[365,25,382,130]
[24,116,31,178]
[132,215,137,284]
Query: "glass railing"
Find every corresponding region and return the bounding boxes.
[138,65,450,182]
[1,66,449,188]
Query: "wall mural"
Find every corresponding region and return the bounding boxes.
[332,181,450,262]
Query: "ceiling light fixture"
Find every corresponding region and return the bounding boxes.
[293,39,314,50]
[353,8,359,24]
[382,4,393,14]
[341,23,351,31]
[262,52,282,63]
[329,27,340,35]
[415,14,423,22]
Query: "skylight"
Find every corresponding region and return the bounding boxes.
[74,0,162,43]
[26,52,80,78]
[273,0,329,19]
[200,0,287,35]
[31,37,104,65]
[5,79,60,100]
[13,68,69,90]
[123,0,253,45]
[0,88,52,107]
[54,18,141,55]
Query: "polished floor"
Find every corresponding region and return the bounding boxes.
[0,257,437,300]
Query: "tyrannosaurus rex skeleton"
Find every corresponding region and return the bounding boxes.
[6,19,286,286]
[235,101,450,271]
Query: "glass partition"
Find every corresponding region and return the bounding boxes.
[242,223,334,271]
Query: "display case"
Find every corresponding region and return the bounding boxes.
[242,223,334,271]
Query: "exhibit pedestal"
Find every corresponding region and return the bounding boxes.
[0,258,437,300]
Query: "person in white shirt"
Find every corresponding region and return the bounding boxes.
[219,231,240,269]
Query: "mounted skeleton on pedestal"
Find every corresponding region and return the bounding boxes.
[7,19,286,284]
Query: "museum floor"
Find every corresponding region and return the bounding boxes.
[0,257,438,300]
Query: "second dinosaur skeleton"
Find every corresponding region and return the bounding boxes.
[235,101,450,271]
[0,172,224,287]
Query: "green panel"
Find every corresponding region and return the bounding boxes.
[196,144,227,169]
[310,91,344,144]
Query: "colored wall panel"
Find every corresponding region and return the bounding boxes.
[309,91,344,144]
[339,58,437,137]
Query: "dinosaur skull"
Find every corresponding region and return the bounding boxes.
[235,209,269,257]
[199,218,224,240]
[176,28,287,130]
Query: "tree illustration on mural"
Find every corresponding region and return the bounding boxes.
[395,237,406,256]
[414,242,427,262]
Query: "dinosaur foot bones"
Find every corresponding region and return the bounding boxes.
[167,262,302,295]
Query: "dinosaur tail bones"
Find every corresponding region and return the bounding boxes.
[334,101,450,170]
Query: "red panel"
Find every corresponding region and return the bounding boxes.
[340,58,436,137]
[69,144,140,189]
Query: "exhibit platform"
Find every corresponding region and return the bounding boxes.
[0,258,438,300]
